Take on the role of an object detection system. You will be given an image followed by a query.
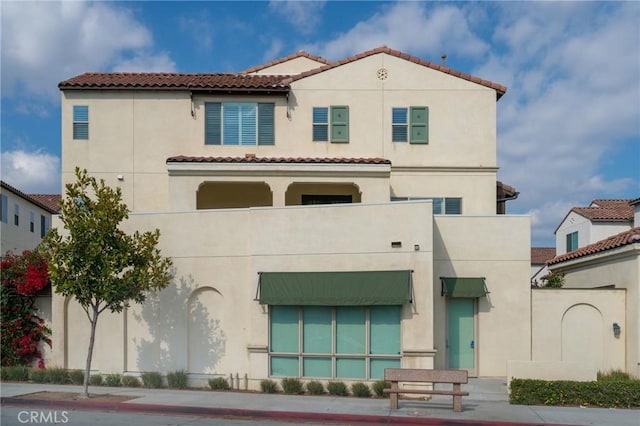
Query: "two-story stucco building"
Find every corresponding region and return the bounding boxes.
[50,47,531,387]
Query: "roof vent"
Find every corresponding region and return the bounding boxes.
[245,153,256,159]
[441,54,447,66]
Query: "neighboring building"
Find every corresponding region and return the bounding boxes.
[554,199,634,256]
[527,198,639,379]
[530,247,556,286]
[0,180,60,255]
[51,47,531,386]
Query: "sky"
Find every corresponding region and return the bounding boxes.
[1,1,639,247]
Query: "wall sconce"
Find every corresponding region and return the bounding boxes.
[117,175,124,181]
[414,244,420,251]
[613,322,621,338]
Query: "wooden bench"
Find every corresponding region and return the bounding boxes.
[383,368,469,412]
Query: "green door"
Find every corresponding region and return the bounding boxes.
[447,298,475,372]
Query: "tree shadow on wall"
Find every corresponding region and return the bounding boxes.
[132,274,226,373]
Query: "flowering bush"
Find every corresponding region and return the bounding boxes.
[1,250,51,367]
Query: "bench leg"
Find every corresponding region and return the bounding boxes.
[390,382,399,409]
[453,384,462,412]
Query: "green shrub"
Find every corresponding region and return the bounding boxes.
[68,370,85,385]
[306,380,325,395]
[104,374,122,387]
[1,366,30,381]
[597,369,637,382]
[372,380,390,398]
[281,377,304,394]
[141,371,163,388]
[30,368,49,383]
[167,370,188,389]
[122,376,141,387]
[327,381,349,396]
[260,379,278,393]
[208,377,230,390]
[47,367,69,384]
[89,374,103,386]
[510,378,640,408]
[351,382,371,398]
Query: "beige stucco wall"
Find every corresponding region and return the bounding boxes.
[50,201,439,386]
[61,52,498,216]
[432,215,532,376]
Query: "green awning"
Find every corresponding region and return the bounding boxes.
[441,277,488,298]
[258,270,413,305]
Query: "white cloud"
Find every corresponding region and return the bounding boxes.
[1,1,175,101]
[302,2,488,61]
[0,150,61,194]
[268,1,326,35]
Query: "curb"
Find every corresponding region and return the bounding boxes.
[1,396,566,426]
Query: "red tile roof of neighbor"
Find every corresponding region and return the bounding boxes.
[1,181,60,213]
[548,227,640,265]
[166,155,391,165]
[531,247,556,265]
[59,47,506,97]
[572,199,634,222]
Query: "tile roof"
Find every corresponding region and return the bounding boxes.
[58,73,289,91]
[166,155,391,165]
[531,247,556,265]
[28,194,62,213]
[572,199,634,222]
[1,181,60,213]
[59,47,506,99]
[548,227,640,265]
[283,46,507,98]
[242,51,333,74]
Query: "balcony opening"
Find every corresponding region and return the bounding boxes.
[285,183,361,206]
[197,182,272,209]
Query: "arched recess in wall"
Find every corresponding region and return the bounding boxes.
[561,303,603,371]
[187,286,227,374]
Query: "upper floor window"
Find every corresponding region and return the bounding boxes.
[392,107,428,144]
[73,105,89,140]
[313,106,349,143]
[205,102,274,146]
[40,215,49,238]
[14,204,19,226]
[30,211,35,233]
[392,196,461,215]
[0,195,7,223]
[566,231,578,252]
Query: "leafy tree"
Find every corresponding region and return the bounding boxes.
[542,271,565,288]
[1,250,51,367]
[41,168,173,398]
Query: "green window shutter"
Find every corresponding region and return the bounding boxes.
[205,103,221,145]
[73,105,89,140]
[330,106,349,143]
[258,103,274,145]
[409,106,428,144]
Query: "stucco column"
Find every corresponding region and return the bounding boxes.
[268,179,287,207]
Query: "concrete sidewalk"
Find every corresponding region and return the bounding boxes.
[1,380,636,426]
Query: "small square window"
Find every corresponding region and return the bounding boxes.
[73,105,89,140]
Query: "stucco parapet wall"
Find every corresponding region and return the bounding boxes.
[167,162,391,178]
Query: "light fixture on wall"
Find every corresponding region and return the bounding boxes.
[613,322,621,338]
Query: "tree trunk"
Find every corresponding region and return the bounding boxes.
[81,304,99,399]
